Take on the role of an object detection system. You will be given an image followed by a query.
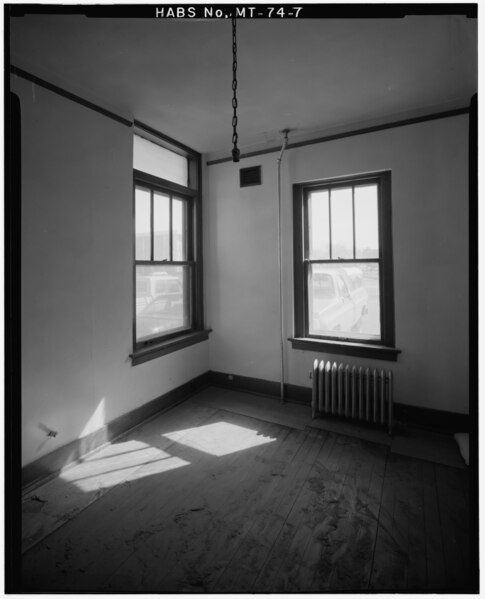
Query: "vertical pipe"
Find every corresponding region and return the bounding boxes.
[277,130,289,403]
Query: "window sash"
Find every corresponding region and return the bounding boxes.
[304,181,381,262]
[134,263,194,347]
[293,171,395,349]
[135,184,191,264]
[304,259,382,343]
[134,172,197,349]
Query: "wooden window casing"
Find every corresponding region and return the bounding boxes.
[291,171,400,361]
[132,127,207,365]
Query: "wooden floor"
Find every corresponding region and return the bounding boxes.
[21,387,474,593]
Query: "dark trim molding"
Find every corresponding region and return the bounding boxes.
[135,120,201,159]
[22,367,471,490]
[292,170,398,360]
[207,370,469,434]
[9,65,471,167]
[209,370,311,405]
[21,372,211,490]
[131,330,211,366]
[133,168,198,197]
[393,403,470,435]
[289,338,401,362]
[10,65,132,127]
[206,107,470,166]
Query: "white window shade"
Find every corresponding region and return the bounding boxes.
[134,134,188,187]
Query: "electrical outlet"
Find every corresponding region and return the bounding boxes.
[47,430,58,438]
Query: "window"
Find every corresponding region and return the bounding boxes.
[292,171,399,360]
[132,130,207,364]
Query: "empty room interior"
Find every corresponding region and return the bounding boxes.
[7,5,478,594]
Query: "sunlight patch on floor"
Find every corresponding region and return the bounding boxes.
[161,421,277,456]
[59,440,190,492]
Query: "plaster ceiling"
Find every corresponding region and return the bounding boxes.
[9,11,477,158]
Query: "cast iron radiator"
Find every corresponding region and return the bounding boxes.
[311,359,394,434]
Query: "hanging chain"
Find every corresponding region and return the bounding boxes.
[231,17,240,162]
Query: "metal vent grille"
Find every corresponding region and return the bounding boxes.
[240,166,262,187]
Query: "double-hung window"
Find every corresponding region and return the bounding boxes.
[132,130,206,364]
[292,171,399,360]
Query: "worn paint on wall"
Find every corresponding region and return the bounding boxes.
[13,76,209,467]
[205,116,469,415]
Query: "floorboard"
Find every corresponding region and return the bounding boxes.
[21,401,217,552]
[322,438,386,591]
[111,418,294,593]
[21,387,474,593]
[213,428,327,593]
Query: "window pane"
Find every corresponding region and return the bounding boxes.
[330,187,353,259]
[134,134,188,187]
[308,190,330,259]
[308,263,381,341]
[136,264,191,341]
[135,187,151,260]
[153,191,170,261]
[355,184,379,258]
[172,197,187,261]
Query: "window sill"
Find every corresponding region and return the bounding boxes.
[131,329,211,365]
[289,337,401,361]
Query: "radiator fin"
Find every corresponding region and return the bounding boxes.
[311,359,393,434]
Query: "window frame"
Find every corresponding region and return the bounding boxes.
[131,127,208,365]
[291,170,400,361]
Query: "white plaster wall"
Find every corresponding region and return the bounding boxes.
[205,115,469,415]
[14,76,210,467]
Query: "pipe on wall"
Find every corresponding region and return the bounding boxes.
[277,129,289,403]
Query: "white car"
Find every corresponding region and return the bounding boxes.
[136,273,183,314]
[311,267,368,335]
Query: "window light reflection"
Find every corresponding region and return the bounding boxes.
[59,440,189,492]
[162,421,276,456]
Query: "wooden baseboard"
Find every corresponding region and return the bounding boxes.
[393,403,470,434]
[207,370,470,434]
[23,368,470,489]
[22,372,211,490]
[209,370,311,404]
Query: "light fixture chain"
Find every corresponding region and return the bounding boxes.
[231,16,240,161]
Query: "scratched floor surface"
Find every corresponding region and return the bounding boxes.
[21,390,474,592]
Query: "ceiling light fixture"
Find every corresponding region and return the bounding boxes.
[231,16,240,162]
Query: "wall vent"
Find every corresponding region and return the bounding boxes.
[240,165,262,187]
